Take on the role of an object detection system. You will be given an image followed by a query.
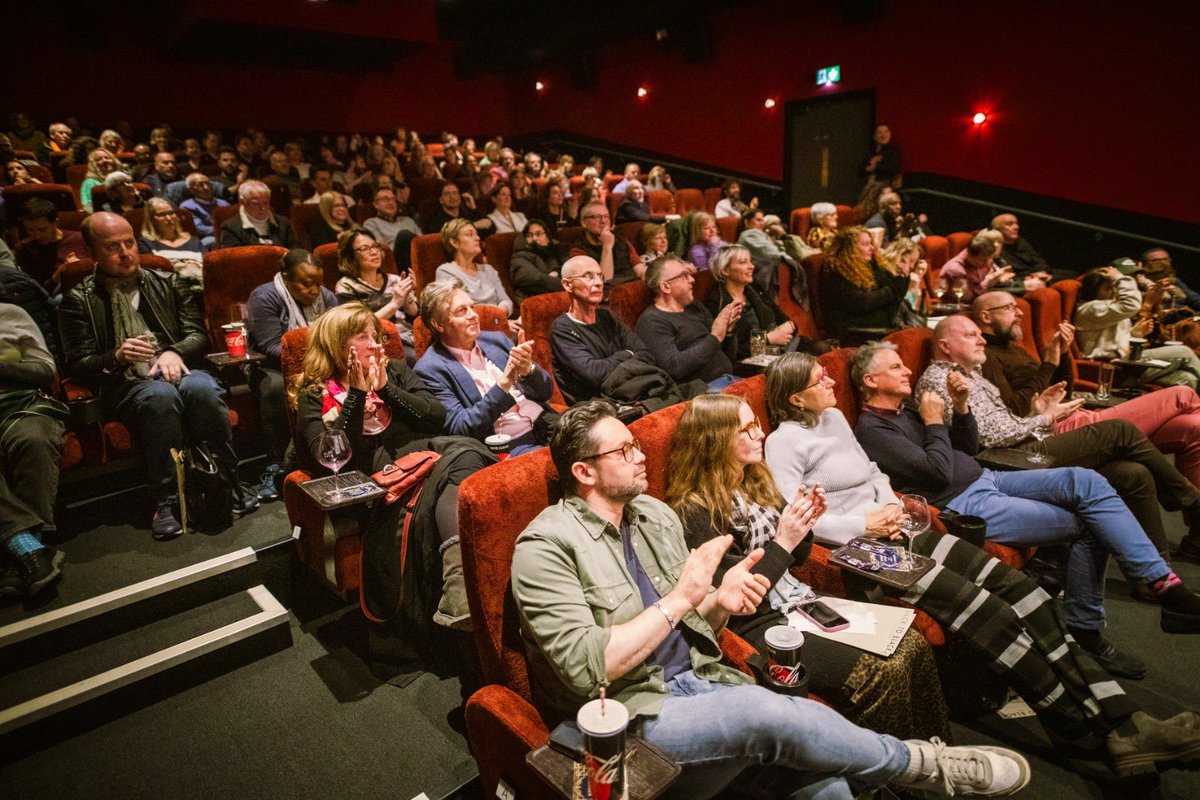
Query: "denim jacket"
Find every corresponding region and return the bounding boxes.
[511,494,752,721]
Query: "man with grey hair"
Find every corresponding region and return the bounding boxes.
[219,180,298,248]
[611,161,640,194]
[413,279,556,453]
[938,232,1016,302]
[851,337,1200,674]
[990,213,1066,284]
[635,256,739,390]
[550,255,655,403]
[179,172,229,248]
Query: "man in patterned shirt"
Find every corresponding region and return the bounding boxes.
[916,315,1200,560]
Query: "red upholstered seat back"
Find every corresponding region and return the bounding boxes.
[789,208,812,238]
[59,257,96,294]
[407,177,446,209]
[776,261,820,339]
[946,231,973,258]
[481,231,517,299]
[702,187,722,213]
[674,189,705,214]
[519,291,570,407]
[314,240,398,290]
[608,279,651,329]
[202,245,288,347]
[647,190,674,215]
[66,165,88,202]
[1053,279,1081,321]
[3,183,78,217]
[555,225,584,248]
[411,233,448,292]
[459,449,562,697]
[606,193,623,221]
[886,326,934,384]
[139,253,175,276]
[920,235,949,273]
[819,347,861,425]
[1022,288,1060,357]
[55,210,89,231]
[717,216,739,244]
[289,203,323,251]
[628,403,688,501]
[615,222,646,253]
[412,304,510,360]
[724,375,771,432]
[836,205,858,227]
[693,269,715,304]
[801,253,824,330]
[209,204,241,249]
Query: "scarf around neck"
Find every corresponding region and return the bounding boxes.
[98,269,154,379]
[321,378,392,435]
[273,272,327,331]
[731,493,814,613]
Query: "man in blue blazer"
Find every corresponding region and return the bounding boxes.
[414,280,558,455]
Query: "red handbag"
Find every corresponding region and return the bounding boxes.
[371,450,440,505]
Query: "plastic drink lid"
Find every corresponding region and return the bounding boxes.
[576,697,629,736]
[764,624,804,651]
[485,433,512,444]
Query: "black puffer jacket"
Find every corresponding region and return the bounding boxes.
[58,268,209,402]
[509,230,565,307]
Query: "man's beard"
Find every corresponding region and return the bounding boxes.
[597,473,647,504]
[993,322,1022,345]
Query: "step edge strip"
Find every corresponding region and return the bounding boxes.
[0,586,288,735]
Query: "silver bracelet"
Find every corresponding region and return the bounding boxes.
[652,600,678,629]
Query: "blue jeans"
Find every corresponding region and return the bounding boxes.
[114,371,232,500]
[706,374,738,392]
[637,671,909,800]
[946,467,1169,630]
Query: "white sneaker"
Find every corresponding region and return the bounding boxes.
[894,737,1031,797]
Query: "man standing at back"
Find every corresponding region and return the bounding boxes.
[511,400,1029,799]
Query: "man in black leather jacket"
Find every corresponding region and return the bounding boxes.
[59,213,257,538]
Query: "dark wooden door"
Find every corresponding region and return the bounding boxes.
[784,90,876,209]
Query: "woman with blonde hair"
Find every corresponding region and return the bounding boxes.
[665,393,949,740]
[706,244,814,360]
[434,218,515,318]
[875,237,929,327]
[335,228,418,363]
[818,225,909,338]
[686,211,725,270]
[639,223,670,268]
[138,197,206,296]
[79,148,119,212]
[307,191,353,247]
[98,129,126,158]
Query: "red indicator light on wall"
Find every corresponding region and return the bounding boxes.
[973,112,988,125]
[637,87,649,98]
[764,98,777,109]
[535,80,546,92]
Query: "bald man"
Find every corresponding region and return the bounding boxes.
[58,213,258,538]
[972,291,1074,414]
[990,213,1070,283]
[549,255,656,404]
[916,314,1200,561]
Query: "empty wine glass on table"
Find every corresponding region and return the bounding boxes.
[1027,420,1053,464]
[316,429,352,502]
[899,494,931,567]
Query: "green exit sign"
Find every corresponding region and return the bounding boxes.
[816,65,841,86]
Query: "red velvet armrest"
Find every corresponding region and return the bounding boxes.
[465,685,555,799]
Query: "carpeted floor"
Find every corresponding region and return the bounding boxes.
[3,497,1200,798]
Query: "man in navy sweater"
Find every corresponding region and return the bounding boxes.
[849,340,1200,676]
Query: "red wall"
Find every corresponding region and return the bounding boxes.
[504,0,1200,224]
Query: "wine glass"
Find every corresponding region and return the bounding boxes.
[899,495,931,567]
[1027,420,1052,464]
[932,277,947,307]
[952,278,967,307]
[316,429,352,501]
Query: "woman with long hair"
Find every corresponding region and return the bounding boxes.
[532,176,575,235]
[335,228,418,363]
[874,237,929,327]
[486,181,529,234]
[308,191,353,247]
[761,351,1200,770]
[666,393,949,740]
[818,225,909,338]
[686,211,725,271]
[80,148,119,212]
[434,218,515,318]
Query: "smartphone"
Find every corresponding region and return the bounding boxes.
[796,600,850,633]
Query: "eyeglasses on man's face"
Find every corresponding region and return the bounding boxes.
[569,270,604,285]
[584,437,642,463]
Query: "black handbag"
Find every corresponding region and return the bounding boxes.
[172,444,234,532]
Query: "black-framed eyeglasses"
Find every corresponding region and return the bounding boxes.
[584,437,642,463]
[983,302,1018,313]
[661,267,695,286]
[354,243,382,254]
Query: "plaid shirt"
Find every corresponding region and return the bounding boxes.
[914,359,1043,449]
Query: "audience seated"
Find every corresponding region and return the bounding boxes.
[7,112,47,154]
[335,228,418,363]
[414,280,555,453]
[138,197,206,297]
[14,198,88,288]
[638,222,670,269]
[864,190,930,245]
[246,248,338,498]
[931,232,1013,304]
[143,152,180,199]
[1139,246,1200,309]
[610,162,639,195]
[1075,266,1200,390]
[667,392,949,738]
[0,298,67,598]
[362,186,419,245]
[508,220,564,306]
[511,399,1031,798]
[421,182,489,235]
[714,178,757,219]
[220,180,299,249]
[531,178,576,235]
[179,172,229,248]
[434,219,514,318]
[635,256,737,390]
[484,181,527,234]
[40,121,73,177]
[819,226,910,338]
[307,191,353,248]
[569,200,640,286]
[214,147,245,197]
[98,171,146,214]
[4,160,42,186]
[992,213,1072,284]
[806,201,839,250]
[852,340,1200,680]
[80,148,120,212]
[615,180,668,224]
[921,314,1200,563]
[59,213,258,539]
[1,243,59,357]
[646,164,675,193]
[687,211,726,271]
[707,244,814,361]
[874,238,928,327]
